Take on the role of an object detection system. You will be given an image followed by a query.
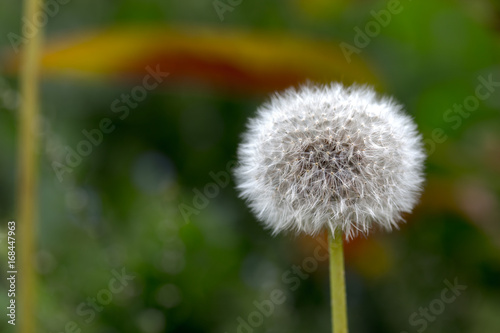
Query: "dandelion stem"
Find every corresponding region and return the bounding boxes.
[329,229,348,333]
[17,0,43,331]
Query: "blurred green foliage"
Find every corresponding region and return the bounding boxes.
[1,0,500,332]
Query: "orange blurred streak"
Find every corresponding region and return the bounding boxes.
[5,26,379,94]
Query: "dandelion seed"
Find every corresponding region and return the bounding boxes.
[234,83,426,239]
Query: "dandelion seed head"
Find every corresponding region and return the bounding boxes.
[234,83,426,239]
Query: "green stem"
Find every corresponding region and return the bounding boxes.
[329,229,348,333]
[17,0,43,332]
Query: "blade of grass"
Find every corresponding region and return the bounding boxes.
[17,0,44,332]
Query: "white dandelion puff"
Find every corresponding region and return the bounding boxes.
[234,83,426,239]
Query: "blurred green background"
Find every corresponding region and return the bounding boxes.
[1,0,500,332]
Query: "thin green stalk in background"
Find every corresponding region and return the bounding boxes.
[329,230,348,333]
[17,0,44,332]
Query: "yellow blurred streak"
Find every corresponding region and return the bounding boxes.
[6,26,378,93]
